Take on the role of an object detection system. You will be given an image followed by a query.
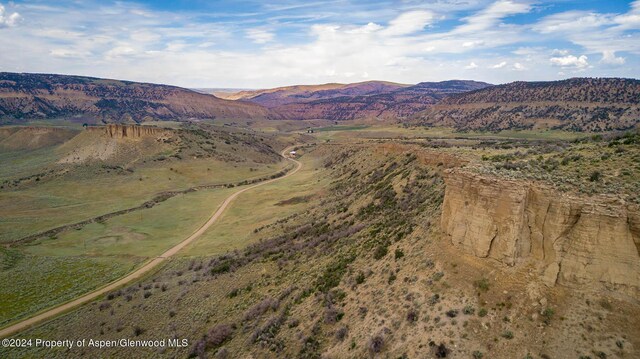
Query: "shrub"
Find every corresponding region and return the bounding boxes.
[473,351,484,359]
[210,260,232,275]
[394,248,404,260]
[463,305,475,315]
[388,273,397,284]
[335,326,348,341]
[243,297,279,321]
[324,307,344,324]
[316,254,355,292]
[373,245,388,260]
[478,308,488,317]
[368,335,384,354]
[542,307,554,325]
[501,331,514,339]
[206,324,234,348]
[589,171,602,182]
[435,343,450,358]
[406,309,419,323]
[355,271,366,285]
[475,278,490,292]
[445,309,458,318]
[133,326,144,336]
[188,338,206,358]
[143,291,152,299]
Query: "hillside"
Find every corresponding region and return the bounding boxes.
[415,78,640,132]
[6,138,639,358]
[0,73,275,124]
[222,81,410,107]
[272,80,491,120]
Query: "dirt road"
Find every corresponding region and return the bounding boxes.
[0,148,302,338]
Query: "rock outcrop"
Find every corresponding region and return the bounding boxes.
[87,124,170,139]
[440,169,640,296]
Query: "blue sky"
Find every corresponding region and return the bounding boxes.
[0,0,638,88]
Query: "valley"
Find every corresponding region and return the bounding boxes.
[0,73,639,359]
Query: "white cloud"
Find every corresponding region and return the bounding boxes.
[491,61,507,69]
[534,11,612,34]
[50,49,90,58]
[245,28,275,44]
[0,3,21,27]
[600,50,625,65]
[382,10,434,36]
[0,0,638,88]
[550,54,589,68]
[613,0,640,30]
[456,0,532,33]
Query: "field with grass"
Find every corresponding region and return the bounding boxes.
[0,254,140,327]
[182,149,328,256]
[0,123,304,329]
[8,141,637,359]
[309,123,589,142]
[0,123,293,243]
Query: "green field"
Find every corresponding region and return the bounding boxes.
[0,158,288,243]
[0,254,139,327]
[182,153,327,256]
[309,124,589,141]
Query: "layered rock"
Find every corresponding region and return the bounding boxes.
[86,124,170,139]
[441,169,640,295]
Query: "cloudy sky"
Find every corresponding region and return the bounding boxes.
[0,0,638,88]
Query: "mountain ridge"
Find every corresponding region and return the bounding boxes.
[0,72,275,123]
[415,77,640,132]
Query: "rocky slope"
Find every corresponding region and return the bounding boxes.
[441,169,640,296]
[416,78,640,132]
[220,81,409,107]
[0,73,275,123]
[271,80,491,120]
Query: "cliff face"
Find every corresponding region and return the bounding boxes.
[441,170,640,295]
[86,124,170,139]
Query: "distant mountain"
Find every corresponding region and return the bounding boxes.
[0,73,275,124]
[415,78,640,132]
[271,80,492,120]
[223,81,410,107]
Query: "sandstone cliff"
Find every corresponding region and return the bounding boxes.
[440,169,640,296]
[86,124,170,139]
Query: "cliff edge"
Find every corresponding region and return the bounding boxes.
[441,169,640,296]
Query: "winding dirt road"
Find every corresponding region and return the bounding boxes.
[0,148,302,339]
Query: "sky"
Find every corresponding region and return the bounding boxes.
[0,0,639,88]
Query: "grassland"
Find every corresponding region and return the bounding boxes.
[2,140,639,359]
[309,123,589,142]
[0,255,139,327]
[0,159,287,243]
[0,123,300,328]
[182,150,327,256]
